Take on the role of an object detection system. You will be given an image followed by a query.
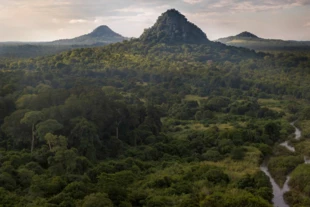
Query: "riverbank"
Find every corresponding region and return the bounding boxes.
[261,121,309,207]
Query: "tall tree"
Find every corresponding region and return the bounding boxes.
[70,117,99,161]
[35,119,63,150]
[20,111,43,153]
[44,133,67,152]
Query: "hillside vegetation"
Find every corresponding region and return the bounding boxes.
[0,9,310,207]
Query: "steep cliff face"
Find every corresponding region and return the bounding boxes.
[140,9,209,44]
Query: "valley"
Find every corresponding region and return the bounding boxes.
[0,8,310,207]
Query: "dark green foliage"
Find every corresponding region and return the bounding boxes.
[231,147,246,160]
[140,9,208,44]
[79,193,113,207]
[201,190,272,207]
[300,106,310,120]
[237,172,273,202]
[0,187,20,207]
[98,170,136,205]
[268,156,304,186]
[17,167,35,187]
[205,169,230,185]
[283,164,310,206]
[264,122,281,142]
[145,196,175,207]
[203,96,231,112]
[1,9,310,207]
[229,99,260,116]
[0,172,16,191]
[202,150,223,162]
[289,164,310,194]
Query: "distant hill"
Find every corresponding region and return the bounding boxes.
[140,9,209,44]
[235,31,259,39]
[217,31,310,52]
[51,25,127,45]
[0,26,127,58]
[0,10,259,61]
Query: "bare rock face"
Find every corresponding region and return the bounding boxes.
[140,9,209,44]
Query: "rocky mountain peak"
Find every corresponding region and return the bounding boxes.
[140,9,209,44]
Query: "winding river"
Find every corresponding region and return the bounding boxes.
[260,161,290,207]
[260,121,308,207]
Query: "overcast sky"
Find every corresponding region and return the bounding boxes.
[0,0,310,41]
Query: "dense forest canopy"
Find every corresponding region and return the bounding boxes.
[0,9,310,207]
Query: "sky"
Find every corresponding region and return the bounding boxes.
[0,0,310,42]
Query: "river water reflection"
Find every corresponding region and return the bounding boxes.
[260,162,290,207]
[260,122,303,207]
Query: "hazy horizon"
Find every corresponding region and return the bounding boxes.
[1,0,310,42]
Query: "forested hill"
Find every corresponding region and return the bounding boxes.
[0,9,262,69]
[0,25,126,58]
[51,25,127,45]
[1,9,310,207]
[217,32,310,52]
[140,9,209,44]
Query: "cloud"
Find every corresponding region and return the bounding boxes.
[69,19,89,24]
[0,0,309,41]
[183,0,203,4]
[294,0,310,6]
[204,0,310,12]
